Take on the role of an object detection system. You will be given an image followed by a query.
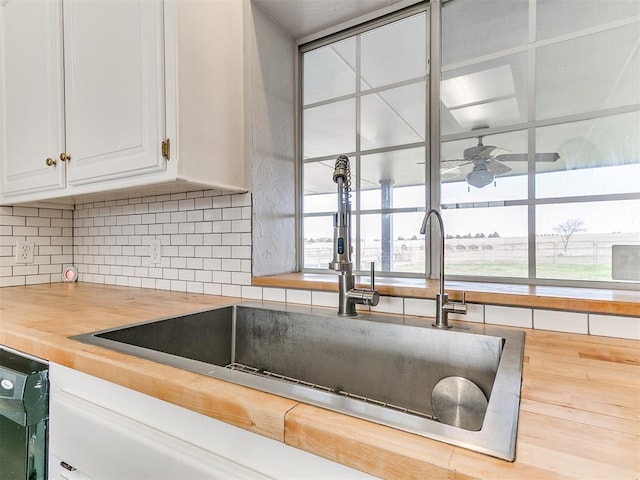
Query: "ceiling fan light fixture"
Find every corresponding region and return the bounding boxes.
[466,166,494,188]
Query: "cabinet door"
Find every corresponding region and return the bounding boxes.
[63,0,166,186]
[0,0,66,197]
[49,363,375,480]
[50,392,267,480]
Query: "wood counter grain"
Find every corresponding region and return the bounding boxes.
[253,273,640,316]
[1,283,638,479]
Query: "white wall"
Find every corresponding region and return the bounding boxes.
[246,2,297,276]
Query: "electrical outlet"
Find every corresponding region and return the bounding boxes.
[15,240,35,264]
[149,239,162,264]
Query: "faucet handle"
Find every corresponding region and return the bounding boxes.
[370,261,375,291]
[447,291,467,315]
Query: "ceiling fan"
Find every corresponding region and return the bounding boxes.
[442,135,560,189]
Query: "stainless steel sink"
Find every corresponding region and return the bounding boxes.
[72,302,524,461]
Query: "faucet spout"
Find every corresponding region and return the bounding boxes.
[329,155,379,316]
[420,209,466,328]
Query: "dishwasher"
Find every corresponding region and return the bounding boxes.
[0,345,49,480]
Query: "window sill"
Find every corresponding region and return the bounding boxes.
[252,273,640,316]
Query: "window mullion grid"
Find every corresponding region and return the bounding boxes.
[354,33,362,273]
[429,0,441,281]
[527,10,537,281]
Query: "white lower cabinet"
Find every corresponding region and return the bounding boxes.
[48,363,375,480]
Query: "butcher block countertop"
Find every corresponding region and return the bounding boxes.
[0,283,638,479]
[253,273,640,316]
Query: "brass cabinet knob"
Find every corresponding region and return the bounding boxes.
[59,152,71,162]
[45,158,57,167]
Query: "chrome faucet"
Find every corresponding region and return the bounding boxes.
[329,155,379,316]
[420,209,467,328]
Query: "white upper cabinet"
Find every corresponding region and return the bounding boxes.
[0,0,246,205]
[0,0,66,196]
[63,0,166,186]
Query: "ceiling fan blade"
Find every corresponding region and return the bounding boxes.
[441,158,466,163]
[478,145,496,159]
[441,165,462,175]
[465,145,497,160]
[535,152,560,162]
[441,160,472,173]
[494,153,560,162]
[487,159,512,175]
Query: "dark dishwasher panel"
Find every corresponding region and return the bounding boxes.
[0,346,48,480]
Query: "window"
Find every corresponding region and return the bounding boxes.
[300,0,640,287]
[440,0,640,285]
[300,6,429,275]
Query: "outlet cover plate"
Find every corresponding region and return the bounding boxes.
[15,240,35,264]
[149,239,162,264]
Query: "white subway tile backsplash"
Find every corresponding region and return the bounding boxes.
[450,303,484,323]
[163,201,178,212]
[187,281,203,294]
[203,283,222,295]
[26,274,51,285]
[241,286,263,300]
[187,210,203,222]
[186,258,203,270]
[203,209,222,222]
[223,208,242,221]
[222,259,242,271]
[0,276,24,287]
[171,211,187,223]
[222,284,242,297]
[589,314,640,340]
[263,287,286,303]
[371,296,404,315]
[0,191,635,343]
[485,305,532,328]
[404,298,437,318]
[26,217,50,227]
[534,310,588,334]
[232,220,251,233]
[213,271,231,284]
[195,270,213,283]
[286,289,312,305]
[232,194,251,207]
[170,280,187,292]
[0,215,25,226]
[212,221,231,233]
[14,226,39,236]
[179,199,195,211]
[0,205,71,285]
[178,270,195,282]
[212,196,231,208]
[13,206,38,217]
[311,290,339,308]
[232,246,251,259]
[195,197,213,210]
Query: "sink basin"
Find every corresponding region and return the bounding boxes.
[72,302,524,461]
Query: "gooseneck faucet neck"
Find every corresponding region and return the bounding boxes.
[329,155,379,316]
[420,209,445,300]
[420,209,467,328]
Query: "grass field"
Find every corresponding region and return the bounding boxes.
[305,232,639,282]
